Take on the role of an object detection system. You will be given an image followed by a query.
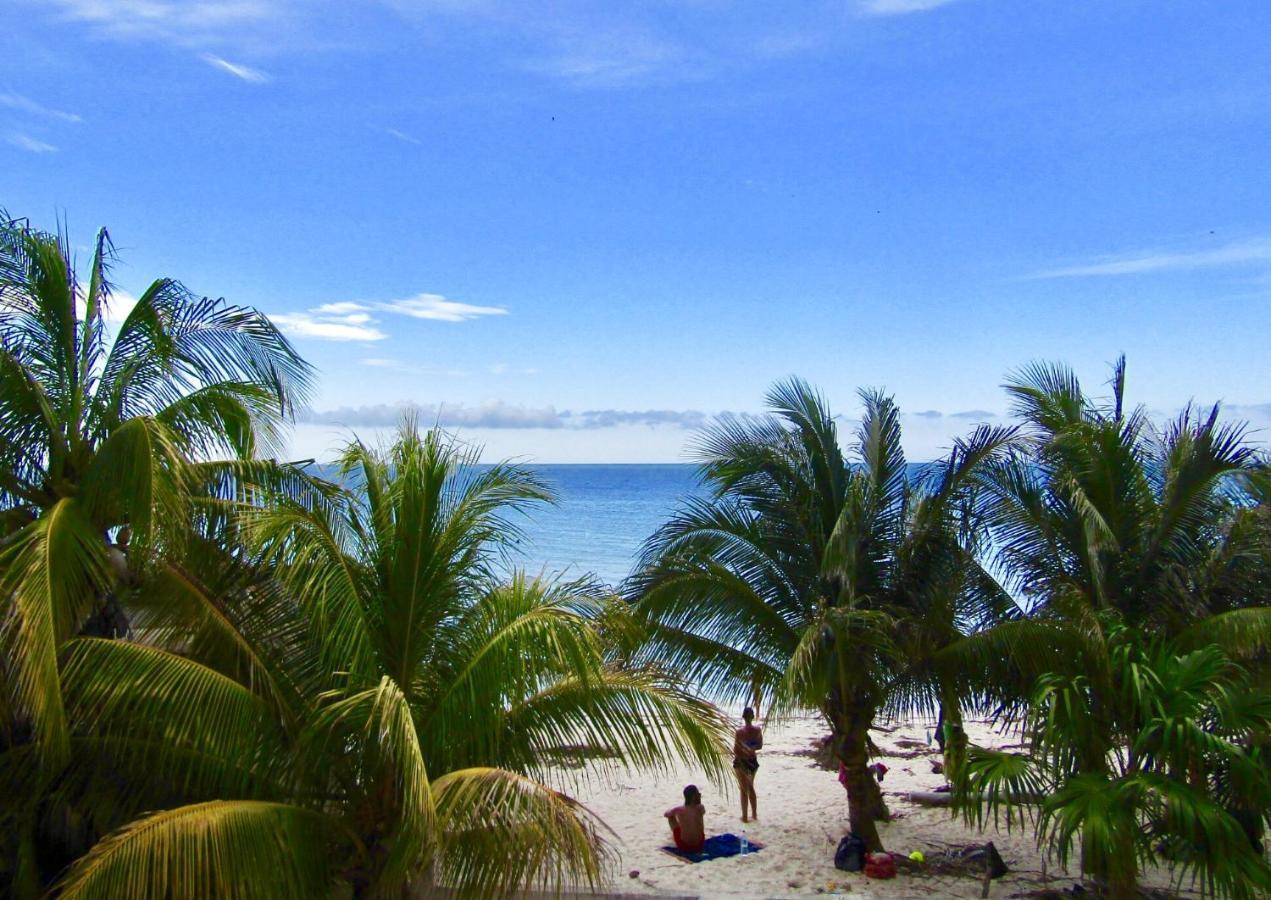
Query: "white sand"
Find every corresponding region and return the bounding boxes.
[548,714,1196,898]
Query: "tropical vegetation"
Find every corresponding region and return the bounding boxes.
[626,379,1020,851]
[0,211,316,893]
[1,208,1268,897]
[949,360,1271,898]
[0,213,727,897]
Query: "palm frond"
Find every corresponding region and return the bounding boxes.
[301,676,436,891]
[433,767,608,897]
[0,499,110,765]
[53,801,344,900]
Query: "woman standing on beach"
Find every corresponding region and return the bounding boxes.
[734,707,763,822]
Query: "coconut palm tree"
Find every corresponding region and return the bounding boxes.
[0,212,314,775]
[948,359,1271,897]
[955,623,1271,899]
[28,424,728,897]
[980,357,1269,639]
[627,378,1016,850]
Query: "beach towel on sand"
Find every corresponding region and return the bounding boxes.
[660,833,766,863]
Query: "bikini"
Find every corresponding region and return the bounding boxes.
[733,734,760,773]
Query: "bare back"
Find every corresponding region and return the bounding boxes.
[666,802,706,845]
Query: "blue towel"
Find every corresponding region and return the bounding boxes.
[661,832,765,863]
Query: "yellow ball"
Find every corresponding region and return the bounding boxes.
[908,851,925,863]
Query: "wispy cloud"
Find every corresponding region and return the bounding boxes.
[382,293,507,322]
[857,0,964,16]
[41,0,281,44]
[486,363,537,376]
[271,292,505,341]
[386,127,421,145]
[525,28,690,88]
[1030,237,1271,279]
[0,92,82,123]
[201,53,270,83]
[360,357,468,377]
[270,303,387,342]
[7,134,58,153]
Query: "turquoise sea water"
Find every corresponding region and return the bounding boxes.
[515,464,703,586]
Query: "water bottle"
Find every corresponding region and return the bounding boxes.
[739,829,748,855]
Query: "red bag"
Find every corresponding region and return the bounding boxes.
[863,852,897,879]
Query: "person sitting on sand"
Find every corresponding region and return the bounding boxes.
[664,784,706,853]
[733,706,763,822]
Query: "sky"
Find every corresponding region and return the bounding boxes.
[3,0,1270,462]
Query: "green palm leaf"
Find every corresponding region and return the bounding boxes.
[0,499,110,765]
[53,801,344,900]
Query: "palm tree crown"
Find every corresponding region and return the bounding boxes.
[0,213,312,773]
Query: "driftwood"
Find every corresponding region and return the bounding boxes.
[903,790,1046,807]
[904,790,957,806]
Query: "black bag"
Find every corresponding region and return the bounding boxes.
[834,833,866,872]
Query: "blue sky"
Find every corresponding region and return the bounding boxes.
[4,0,1270,462]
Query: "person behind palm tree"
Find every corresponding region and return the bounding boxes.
[733,707,762,822]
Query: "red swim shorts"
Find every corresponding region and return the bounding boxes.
[672,826,704,853]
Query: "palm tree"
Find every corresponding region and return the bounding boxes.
[0,212,314,771]
[949,359,1271,897]
[31,424,728,897]
[0,214,315,893]
[981,357,1269,640]
[955,624,1271,899]
[627,378,1016,850]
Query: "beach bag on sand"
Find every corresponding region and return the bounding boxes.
[834,834,866,872]
[864,852,897,879]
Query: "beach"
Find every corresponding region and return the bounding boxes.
[553,714,1196,899]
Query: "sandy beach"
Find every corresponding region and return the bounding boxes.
[550,714,1196,899]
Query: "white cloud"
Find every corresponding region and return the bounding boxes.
[270,309,387,341]
[8,134,58,153]
[0,93,82,123]
[74,289,139,324]
[314,301,370,315]
[201,53,270,83]
[381,293,507,322]
[359,357,468,377]
[1030,237,1271,279]
[271,291,505,341]
[102,290,139,323]
[857,0,964,15]
[40,1,280,43]
[386,127,421,145]
[526,28,688,88]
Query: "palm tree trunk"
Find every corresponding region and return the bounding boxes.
[837,711,885,851]
[938,681,966,782]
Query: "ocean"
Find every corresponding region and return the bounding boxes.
[514,464,703,586]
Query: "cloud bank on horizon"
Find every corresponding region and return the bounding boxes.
[297,398,1271,433]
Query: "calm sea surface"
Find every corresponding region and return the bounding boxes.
[514,464,703,586]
